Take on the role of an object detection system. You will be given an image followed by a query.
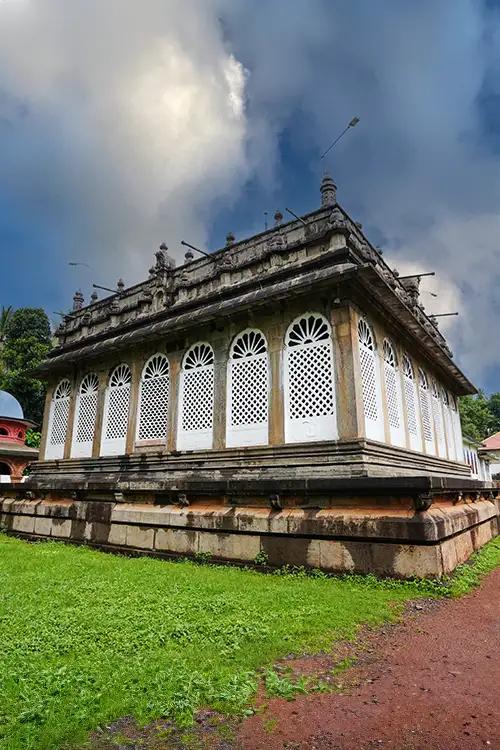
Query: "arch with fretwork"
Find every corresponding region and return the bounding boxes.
[382,339,405,447]
[100,364,132,456]
[177,343,215,450]
[284,313,337,443]
[226,329,269,447]
[431,379,446,458]
[71,373,99,458]
[45,379,72,460]
[402,355,422,452]
[357,318,384,442]
[136,354,170,442]
[418,368,436,455]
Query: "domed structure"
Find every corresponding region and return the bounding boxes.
[0,390,38,483]
[0,390,24,420]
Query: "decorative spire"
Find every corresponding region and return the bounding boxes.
[274,210,283,226]
[320,173,337,207]
[90,290,98,303]
[116,278,125,293]
[72,290,84,311]
[184,248,194,263]
[226,231,235,247]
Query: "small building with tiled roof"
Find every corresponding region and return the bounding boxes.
[480,431,500,477]
[0,391,38,482]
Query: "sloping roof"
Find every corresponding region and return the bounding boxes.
[0,391,23,419]
[482,431,500,450]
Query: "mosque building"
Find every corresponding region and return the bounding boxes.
[1,176,498,577]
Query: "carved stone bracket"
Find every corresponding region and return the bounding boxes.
[414,492,433,512]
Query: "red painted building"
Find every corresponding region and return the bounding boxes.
[0,391,38,483]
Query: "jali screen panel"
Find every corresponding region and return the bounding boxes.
[177,343,214,450]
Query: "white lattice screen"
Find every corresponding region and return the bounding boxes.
[71,373,99,458]
[100,364,131,456]
[418,369,436,454]
[226,330,269,447]
[358,319,384,442]
[450,396,464,461]
[402,355,422,451]
[383,340,405,447]
[45,379,72,460]
[177,343,214,450]
[431,380,446,458]
[137,354,170,442]
[284,314,337,443]
[441,389,456,460]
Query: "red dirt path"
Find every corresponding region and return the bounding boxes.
[237,569,500,750]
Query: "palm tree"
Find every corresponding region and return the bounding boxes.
[0,305,13,345]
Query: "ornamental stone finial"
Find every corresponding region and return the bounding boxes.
[226,231,235,247]
[274,210,283,226]
[116,278,125,293]
[155,243,175,271]
[72,290,84,311]
[90,290,98,303]
[320,173,337,207]
[184,248,194,263]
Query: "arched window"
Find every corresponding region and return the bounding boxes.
[418,369,436,454]
[177,343,214,450]
[357,319,384,442]
[441,388,456,460]
[71,373,99,458]
[382,339,405,447]
[45,379,72,460]
[284,313,337,443]
[226,329,269,447]
[402,355,422,451]
[449,395,464,461]
[137,354,170,442]
[431,379,446,458]
[100,364,131,456]
[0,427,8,436]
[0,461,12,481]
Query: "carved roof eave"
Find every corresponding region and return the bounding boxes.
[353,265,476,395]
[36,261,359,375]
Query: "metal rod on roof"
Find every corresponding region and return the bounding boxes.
[320,116,360,160]
[398,272,436,280]
[285,208,308,227]
[431,312,459,318]
[53,310,77,319]
[92,283,120,295]
[181,240,212,259]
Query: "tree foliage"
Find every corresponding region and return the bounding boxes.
[0,308,51,425]
[459,392,500,442]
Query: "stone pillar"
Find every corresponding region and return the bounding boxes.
[212,333,228,450]
[330,305,364,440]
[38,384,55,461]
[125,358,142,454]
[267,319,285,445]
[166,351,181,451]
[92,368,108,458]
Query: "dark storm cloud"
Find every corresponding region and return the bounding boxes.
[0,0,498,386]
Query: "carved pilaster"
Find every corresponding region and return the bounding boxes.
[167,351,181,452]
[125,359,142,454]
[63,378,78,459]
[331,305,364,440]
[92,369,108,458]
[212,333,228,450]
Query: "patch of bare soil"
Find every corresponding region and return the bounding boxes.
[85,570,500,750]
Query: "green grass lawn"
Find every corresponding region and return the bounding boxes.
[0,533,498,750]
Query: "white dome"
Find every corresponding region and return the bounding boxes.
[0,391,24,419]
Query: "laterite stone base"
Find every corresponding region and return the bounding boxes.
[1,483,499,578]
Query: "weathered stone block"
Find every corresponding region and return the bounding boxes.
[198,531,260,561]
[155,527,199,555]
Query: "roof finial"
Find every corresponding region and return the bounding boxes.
[320,172,337,207]
[226,231,235,247]
[90,290,98,303]
[116,278,125,293]
[274,210,283,226]
[72,290,84,311]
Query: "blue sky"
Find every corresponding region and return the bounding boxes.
[0,0,499,392]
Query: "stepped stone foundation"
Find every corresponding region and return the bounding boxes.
[2,474,498,578]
